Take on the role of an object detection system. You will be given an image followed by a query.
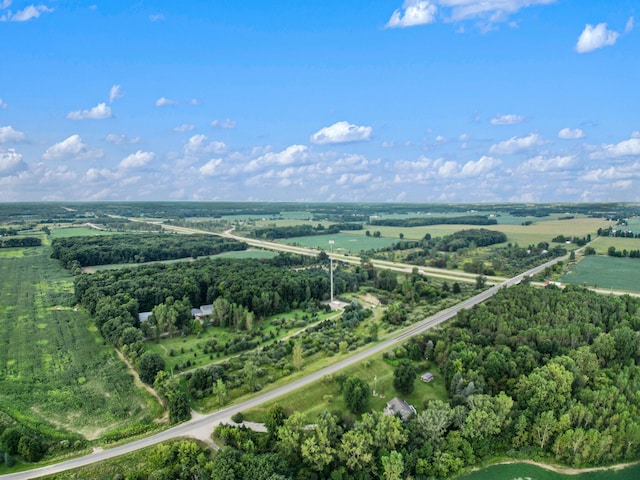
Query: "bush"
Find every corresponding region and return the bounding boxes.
[231,412,244,424]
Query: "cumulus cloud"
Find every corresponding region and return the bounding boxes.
[211,119,237,129]
[632,131,640,139]
[558,127,585,139]
[490,114,525,125]
[0,126,26,143]
[43,135,104,161]
[517,155,576,173]
[489,133,545,155]
[109,84,124,103]
[386,0,437,28]
[106,133,141,145]
[66,102,113,120]
[155,97,178,107]
[310,121,372,145]
[184,135,226,155]
[0,148,27,175]
[172,124,196,133]
[576,23,619,53]
[590,138,640,159]
[118,150,155,169]
[199,158,223,176]
[1,4,53,22]
[245,145,309,172]
[459,156,501,177]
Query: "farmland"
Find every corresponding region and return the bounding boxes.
[560,255,640,291]
[0,246,161,454]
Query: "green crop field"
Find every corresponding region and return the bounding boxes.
[560,255,640,292]
[589,236,640,255]
[0,246,161,443]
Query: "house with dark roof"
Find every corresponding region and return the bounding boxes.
[421,372,434,383]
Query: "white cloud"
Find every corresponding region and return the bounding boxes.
[590,138,640,159]
[0,126,26,143]
[184,135,226,155]
[458,133,470,141]
[0,99,7,109]
[459,156,501,177]
[625,16,634,34]
[149,13,164,22]
[518,155,576,173]
[1,4,53,22]
[199,159,223,176]
[558,127,585,139]
[109,84,124,103]
[386,0,437,28]
[245,145,309,172]
[118,150,155,169]
[43,135,104,161]
[576,23,619,53]
[489,133,545,155]
[490,114,524,125]
[155,97,178,107]
[0,1,11,9]
[105,133,141,145]
[632,131,640,139]
[66,102,113,120]
[211,119,237,129]
[386,0,556,28]
[310,121,372,145]
[0,148,27,175]
[173,124,196,133]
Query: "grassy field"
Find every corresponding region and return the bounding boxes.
[244,354,446,423]
[281,232,399,252]
[49,227,121,238]
[459,462,640,480]
[0,246,161,443]
[82,248,278,273]
[560,255,640,291]
[589,236,640,255]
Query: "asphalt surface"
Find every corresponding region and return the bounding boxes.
[0,255,562,480]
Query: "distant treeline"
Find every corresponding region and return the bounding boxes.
[254,223,362,240]
[369,215,498,227]
[81,216,163,232]
[0,237,42,248]
[51,234,247,269]
[384,229,507,253]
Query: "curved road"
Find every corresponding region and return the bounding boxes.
[0,255,561,480]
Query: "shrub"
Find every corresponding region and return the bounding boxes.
[231,412,244,424]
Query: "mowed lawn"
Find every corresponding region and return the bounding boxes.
[0,246,161,441]
[560,255,640,292]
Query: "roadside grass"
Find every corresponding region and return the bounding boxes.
[589,236,640,255]
[243,355,447,423]
[560,255,640,292]
[0,245,162,444]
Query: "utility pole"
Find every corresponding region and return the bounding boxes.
[329,240,334,304]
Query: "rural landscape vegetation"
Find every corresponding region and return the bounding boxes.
[1,202,640,480]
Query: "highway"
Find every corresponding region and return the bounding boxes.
[0,254,563,480]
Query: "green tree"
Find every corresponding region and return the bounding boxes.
[291,341,304,371]
[138,351,165,384]
[381,451,404,480]
[343,376,371,414]
[265,404,287,438]
[393,359,417,395]
[243,360,259,392]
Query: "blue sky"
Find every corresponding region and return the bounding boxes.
[1,0,638,203]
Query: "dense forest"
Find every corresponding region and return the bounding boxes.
[253,223,362,240]
[51,234,247,269]
[0,237,41,248]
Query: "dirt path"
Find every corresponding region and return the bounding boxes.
[115,349,168,423]
[494,459,640,475]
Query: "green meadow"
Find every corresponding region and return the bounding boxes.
[560,255,640,292]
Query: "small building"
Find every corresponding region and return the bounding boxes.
[200,304,214,317]
[384,397,416,422]
[138,312,152,323]
[421,372,434,383]
[191,308,204,319]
